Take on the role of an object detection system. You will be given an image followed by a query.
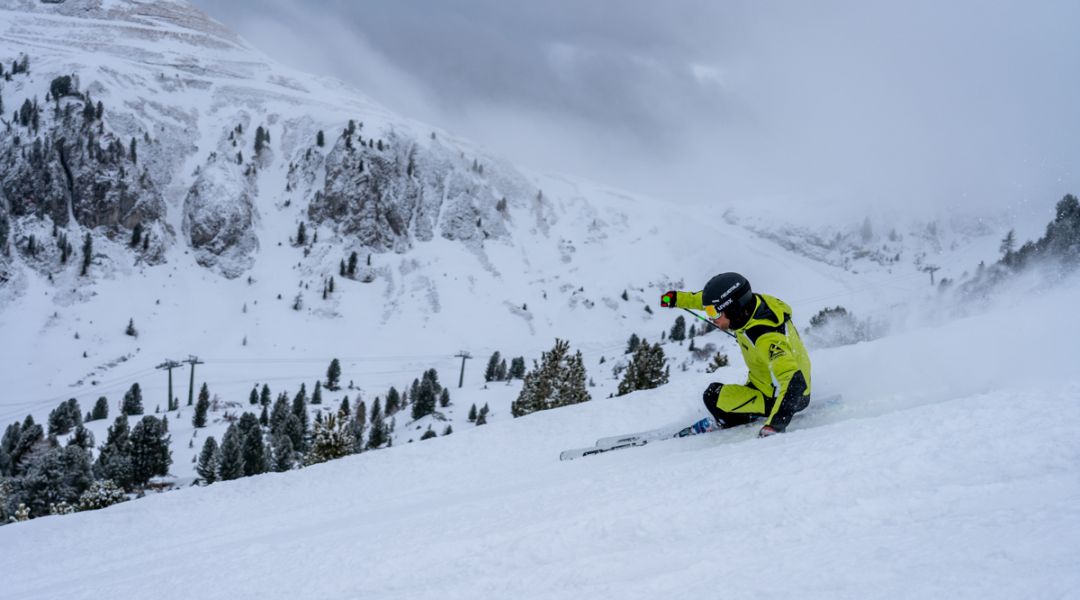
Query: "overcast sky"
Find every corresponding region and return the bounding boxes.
[191,0,1080,219]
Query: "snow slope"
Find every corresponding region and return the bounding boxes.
[3,277,1078,599]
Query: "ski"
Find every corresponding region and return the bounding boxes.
[559,420,728,461]
[560,394,843,461]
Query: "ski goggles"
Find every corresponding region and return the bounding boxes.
[704,304,723,319]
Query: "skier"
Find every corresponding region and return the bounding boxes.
[660,272,811,437]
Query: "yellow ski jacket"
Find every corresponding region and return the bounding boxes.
[676,292,812,427]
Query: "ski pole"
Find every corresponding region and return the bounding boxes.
[682,307,736,339]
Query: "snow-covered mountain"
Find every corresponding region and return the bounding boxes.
[2,2,1077,596]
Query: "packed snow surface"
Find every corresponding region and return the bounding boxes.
[3,279,1078,599]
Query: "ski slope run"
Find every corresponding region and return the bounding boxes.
[3,281,1079,600]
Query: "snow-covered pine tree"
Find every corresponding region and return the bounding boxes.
[509,357,526,379]
[439,388,450,408]
[306,414,353,465]
[292,385,309,440]
[617,340,670,396]
[260,384,271,407]
[485,351,501,382]
[69,425,94,450]
[385,387,400,415]
[120,383,144,416]
[312,380,323,405]
[338,397,350,418]
[249,387,259,405]
[326,359,342,390]
[670,315,687,342]
[625,333,641,354]
[6,445,93,519]
[128,416,171,487]
[217,424,244,481]
[411,377,437,421]
[196,436,219,485]
[91,396,109,421]
[77,479,128,511]
[420,427,437,440]
[496,359,508,381]
[193,386,210,428]
[367,398,387,449]
[269,393,291,434]
[270,433,294,472]
[241,427,266,477]
[511,339,591,417]
[94,416,133,489]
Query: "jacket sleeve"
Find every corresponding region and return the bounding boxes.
[756,332,806,427]
[673,290,704,310]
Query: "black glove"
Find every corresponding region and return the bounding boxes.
[702,382,723,406]
[660,290,678,308]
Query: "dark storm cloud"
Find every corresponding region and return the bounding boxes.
[191,0,1080,216]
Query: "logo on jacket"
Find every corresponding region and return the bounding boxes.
[768,343,786,360]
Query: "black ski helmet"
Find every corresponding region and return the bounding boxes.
[702,272,754,318]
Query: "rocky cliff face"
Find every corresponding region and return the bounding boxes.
[0,79,168,260]
[307,128,513,253]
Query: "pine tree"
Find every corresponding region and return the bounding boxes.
[48,399,79,435]
[385,387,400,415]
[269,392,291,434]
[626,333,641,354]
[347,251,358,277]
[80,233,92,277]
[193,385,210,428]
[196,437,219,484]
[366,399,386,449]
[7,446,93,518]
[292,384,309,441]
[241,428,266,477]
[496,359,508,381]
[312,380,323,405]
[509,357,526,379]
[296,221,307,246]
[128,416,171,487]
[338,397,351,418]
[270,433,294,472]
[420,427,437,441]
[511,339,591,417]
[439,388,450,408]
[260,384,271,407]
[316,130,325,147]
[121,383,144,416]
[94,416,133,489]
[411,377,437,421]
[443,425,453,436]
[617,340,670,396]
[77,479,128,512]
[125,318,137,337]
[68,425,94,450]
[468,404,477,422]
[475,412,487,426]
[217,425,244,481]
[326,358,342,390]
[249,387,259,405]
[670,315,687,342]
[306,414,353,465]
[485,351,501,382]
